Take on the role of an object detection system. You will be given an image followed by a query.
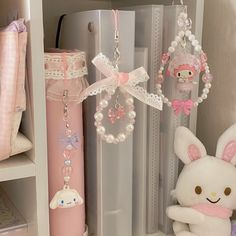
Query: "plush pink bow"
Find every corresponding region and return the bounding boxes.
[172,99,193,116]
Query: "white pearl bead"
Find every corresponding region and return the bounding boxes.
[118,133,126,142]
[66,144,73,151]
[205,65,209,70]
[156,84,162,89]
[64,176,71,182]
[167,102,172,107]
[168,47,175,53]
[126,98,134,105]
[201,94,208,100]
[163,98,169,103]
[99,99,109,108]
[180,12,188,19]
[203,88,209,94]
[161,94,165,99]
[185,30,191,37]
[197,98,203,103]
[175,36,181,42]
[128,111,136,119]
[160,66,164,71]
[126,124,134,132]
[178,31,185,37]
[94,112,103,121]
[97,126,106,135]
[171,41,178,48]
[205,83,212,89]
[195,45,202,52]
[194,102,199,107]
[189,34,195,41]
[192,39,199,47]
[106,135,115,143]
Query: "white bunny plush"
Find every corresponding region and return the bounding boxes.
[166,124,236,236]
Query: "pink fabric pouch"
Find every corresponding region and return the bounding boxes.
[45,49,88,236]
[0,19,31,161]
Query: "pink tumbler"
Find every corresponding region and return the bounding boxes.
[45,50,88,236]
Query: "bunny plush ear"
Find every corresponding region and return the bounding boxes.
[216,124,236,165]
[174,127,207,164]
[50,192,60,209]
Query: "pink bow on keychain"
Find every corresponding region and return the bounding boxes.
[79,53,163,110]
[172,99,193,116]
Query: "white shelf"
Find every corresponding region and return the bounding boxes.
[0,155,35,182]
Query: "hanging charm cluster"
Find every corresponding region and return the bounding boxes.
[49,90,84,210]
[156,3,213,116]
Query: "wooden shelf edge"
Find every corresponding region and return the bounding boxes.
[0,155,36,182]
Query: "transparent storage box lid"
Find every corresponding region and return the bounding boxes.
[0,188,27,233]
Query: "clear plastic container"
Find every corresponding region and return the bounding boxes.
[0,189,27,236]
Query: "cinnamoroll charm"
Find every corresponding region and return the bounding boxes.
[50,185,84,209]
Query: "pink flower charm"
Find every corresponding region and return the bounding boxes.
[161,53,170,64]
[202,73,213,83]
[108,105,125,124]
[200,52,208,64]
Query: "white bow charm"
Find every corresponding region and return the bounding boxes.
[80,53,163,110]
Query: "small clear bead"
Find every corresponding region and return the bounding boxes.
[66,144,73,151]
[64,159,71,166]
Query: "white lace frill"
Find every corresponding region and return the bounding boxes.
[79,53,163,110]
[44,50,88,102]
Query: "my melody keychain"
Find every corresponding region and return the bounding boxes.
[156,0,213,116]
[80,10,162,144]
[50,90,84,209]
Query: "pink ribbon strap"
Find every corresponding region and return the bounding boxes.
[172,99,193,116]
[192,203,233,219]
[79,53,163,110]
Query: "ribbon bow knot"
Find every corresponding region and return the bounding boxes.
[79,53,163,110]
[172,99,193,116]
[117,72,129,86]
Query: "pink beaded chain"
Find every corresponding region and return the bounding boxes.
[156,3,213,116]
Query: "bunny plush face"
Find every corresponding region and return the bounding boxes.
[174,125,236,211]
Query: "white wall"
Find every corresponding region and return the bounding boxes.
[197,0,236,155]
[42,0,111,48]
